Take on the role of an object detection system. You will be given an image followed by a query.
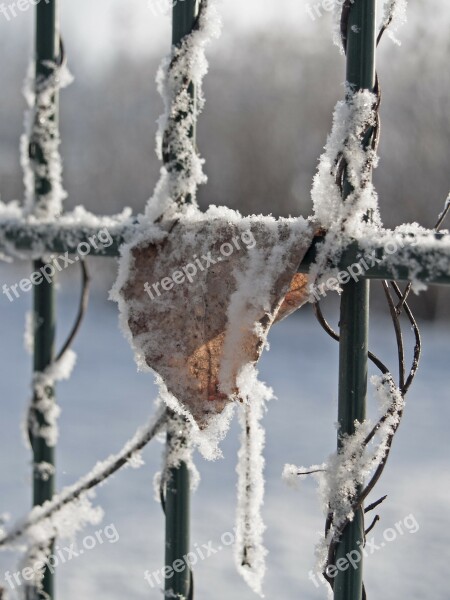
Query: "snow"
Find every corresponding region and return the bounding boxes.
[331,2,345,52]
[29,350,77,448]
[154,411,200,500]
[21,60,73,220]
[0,288,448,599]
[0,202,134,260]
[141,0,222,223]
[1,295,448,598]
[309,87,381,293]
[333,0,408,50]
[380,0,408,46]
[358,225,450,292]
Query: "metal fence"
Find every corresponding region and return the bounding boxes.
[1,1,449,600]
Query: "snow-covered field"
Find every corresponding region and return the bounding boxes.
[0,268,448,599]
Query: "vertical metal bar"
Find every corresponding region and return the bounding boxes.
[31,2,59,599]
[165,449,191,596]
[172,0,198,48]
[335,282,369,600]
[334,2,376,600]
[164,2,198,598]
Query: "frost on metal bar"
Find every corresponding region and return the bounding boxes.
[300,231,450,286]
[1,213,450,286]
[0,205,134,258]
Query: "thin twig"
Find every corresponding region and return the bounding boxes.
[434,193,450,231]
[365,514,380,536]
[55,260,90,363]
[382,281,405,390]
[297,468,326,476]
[390,282,421,395]
[365,495,387,513]
[313,302,390,375]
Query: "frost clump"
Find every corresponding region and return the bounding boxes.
[28,350,77,448]
[310,87,381,291]
[21,59,73,220]
[283,376,404,574]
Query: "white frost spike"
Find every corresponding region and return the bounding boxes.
[282,464,300,488]
[380,0,408,46]
[331,2,345,52]
[28,350,77,447]
[21,59,73,220]
[234,365,272,596]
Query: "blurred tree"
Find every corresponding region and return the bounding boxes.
[0,11,448,318]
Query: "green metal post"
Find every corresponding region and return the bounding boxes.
[31,2,59,599]
[164,2,198,598]
[334,2,376,600]
[164,445,191,597]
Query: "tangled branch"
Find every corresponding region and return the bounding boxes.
[1,409,167,548]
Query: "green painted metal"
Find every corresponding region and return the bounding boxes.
[2,225,450,285]
[163,1,199,598]
[0,222,127,256]
[165,452,191,596]
[299,235,450,285]
[335,281,368,600]
[172,0,198,46]
[31,2,59,599]
[334,2,376,600]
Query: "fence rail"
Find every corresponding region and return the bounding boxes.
[1,222,450,284]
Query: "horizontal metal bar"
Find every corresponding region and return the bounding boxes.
[0,220,129,257]
[1,221,450,285]
[299,234,450,285]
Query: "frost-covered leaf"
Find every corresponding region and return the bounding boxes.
[116,211,313,428]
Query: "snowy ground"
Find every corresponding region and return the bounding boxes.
[0,264,449,599]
